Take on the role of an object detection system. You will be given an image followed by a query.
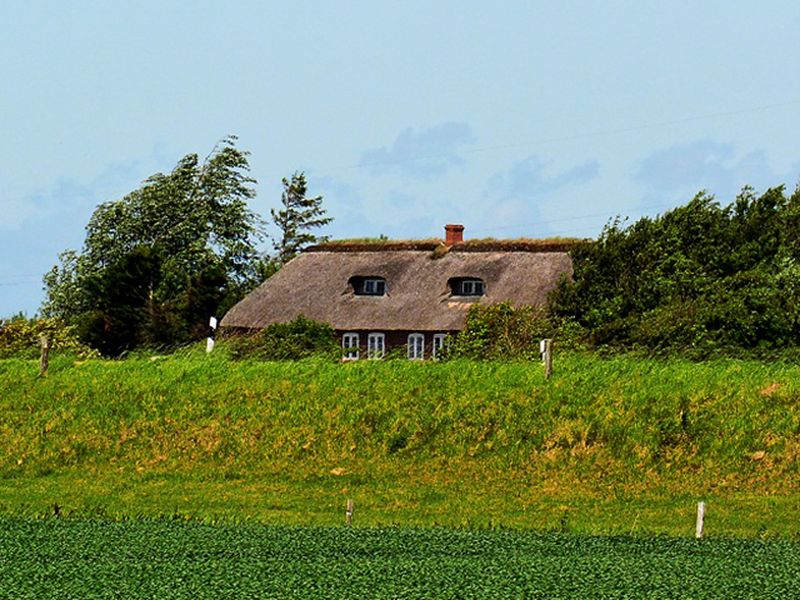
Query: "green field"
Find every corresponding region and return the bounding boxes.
[2,519,799,598]
[1,351,799,536]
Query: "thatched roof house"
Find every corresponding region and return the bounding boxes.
[222,225,577,359]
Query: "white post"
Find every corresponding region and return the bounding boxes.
[695,501,705,539]
[206,316,218,353]
[346,498,354,527]
[541,339,553,380]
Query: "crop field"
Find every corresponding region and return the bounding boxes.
[2,519,799,599]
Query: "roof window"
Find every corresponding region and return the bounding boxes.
[449,277,485,297]
[350,276,387,296]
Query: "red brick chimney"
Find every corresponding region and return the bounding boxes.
[444,224,464,246]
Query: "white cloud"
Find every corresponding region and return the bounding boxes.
[636,140,798,202]
[358,122,475,179]
[472,156,601,237]
[0,149,171,233]
[487,156,600,200]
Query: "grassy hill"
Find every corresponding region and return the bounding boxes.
[1,350,798,536]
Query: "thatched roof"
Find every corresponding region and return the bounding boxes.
[222,244,573,332]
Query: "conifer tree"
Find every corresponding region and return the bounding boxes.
[271,172,332,265]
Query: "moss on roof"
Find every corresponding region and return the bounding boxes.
[306,237,588,253]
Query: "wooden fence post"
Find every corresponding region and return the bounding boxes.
[695,501,705,539]
[39,335,51,377]
[346,498,354,527]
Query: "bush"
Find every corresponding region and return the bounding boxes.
[446,302,554,360]
[0,317,98,360]
[225,316,338,360]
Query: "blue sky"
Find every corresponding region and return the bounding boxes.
[2,1,799,316]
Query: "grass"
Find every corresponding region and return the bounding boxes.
[1,350,799,536]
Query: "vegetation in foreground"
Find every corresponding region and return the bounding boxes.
[1,350,799,537]
[2,519,799,599]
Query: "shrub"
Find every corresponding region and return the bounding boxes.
[0,316,98,359]
[225,316,338,360]
[447,302,554,360]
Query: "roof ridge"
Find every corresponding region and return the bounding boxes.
[305,239,587,253]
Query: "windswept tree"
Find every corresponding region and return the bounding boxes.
[550,183,800,356]
[271,172,332,265]
[42,136,265,353]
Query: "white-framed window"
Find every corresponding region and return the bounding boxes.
[461,279,485,296]
[351,276,387,296]
[342,332,359,360]
[367,332,385,359]
[449,277,486,297]
[362,278,386,295]
[432,333,447,359]
[407,333,425,360]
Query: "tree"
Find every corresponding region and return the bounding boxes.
[79,245,163,356]
[549,183,800,357]
[271,172,332,265]
[42,136,264,353]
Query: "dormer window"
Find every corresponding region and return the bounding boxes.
[363,278,385,295]
[449,277,485,296]
[350,276,387,296]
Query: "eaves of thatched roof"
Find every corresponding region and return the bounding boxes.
[221,244,574,332]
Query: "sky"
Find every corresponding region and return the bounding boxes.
[2,1,799,317]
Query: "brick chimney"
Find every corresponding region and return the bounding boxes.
[444,224,464,246]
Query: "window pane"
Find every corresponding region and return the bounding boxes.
[358,278,386,295]
[452,279,485,296]
[432,334,445,358]
[408,334,424,359]
[368,333,384,358]
[343,333,359,359]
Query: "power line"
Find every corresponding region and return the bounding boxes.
[3,99,796,210]
[0,281,41,287]
[469,200,680,235]
[308,99,800,174]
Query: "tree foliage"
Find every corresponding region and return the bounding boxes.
[446,303,553,360]
[550,184,800,357]
[0,316,97,359]
[271,172,332,265]
[42,136,264,355]
[225,315,338,361]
